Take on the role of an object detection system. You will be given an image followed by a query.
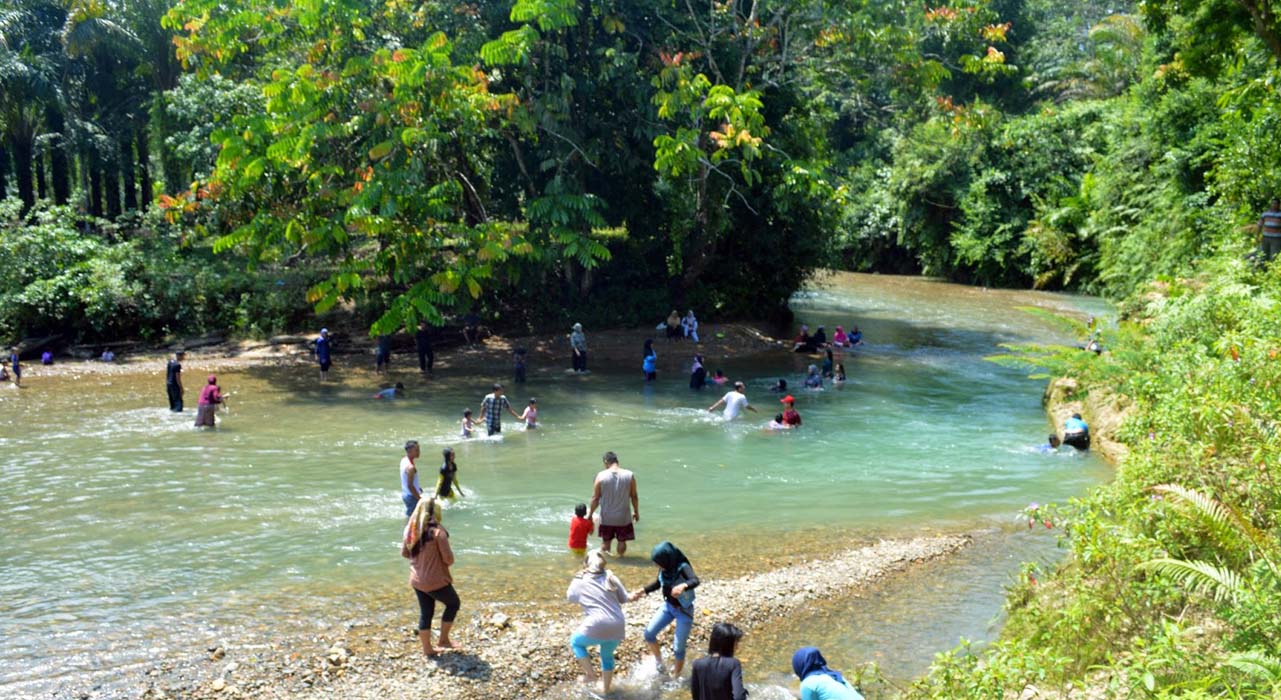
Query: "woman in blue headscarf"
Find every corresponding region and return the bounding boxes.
[630,541,700,676]
[791,647,863,700]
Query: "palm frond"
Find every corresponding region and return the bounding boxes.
[1225,650,1281,683]
[1153,484,1281,575]
[1141,557,1248,604]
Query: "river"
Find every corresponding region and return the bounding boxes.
[0,272,1111,697]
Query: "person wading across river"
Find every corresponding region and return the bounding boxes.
[401,497,460,657]
[400,440,423,517]
[708,382,758,421]
[566,551,631,695]
[588,451,639,557]
[193,375,224,428]
[479,383,521,437]
[165,350,185,411]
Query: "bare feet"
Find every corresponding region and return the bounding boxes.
[437,640,459,651]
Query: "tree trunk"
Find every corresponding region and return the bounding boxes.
[121,132,138,211]
[89,152,103,218]
[152,99,183,195]
[35,153,47,201]
[136,124,152,210]
[46,107,71,205]
[9,134,35,215]
[0,142,8,200]
[104,153,122,219]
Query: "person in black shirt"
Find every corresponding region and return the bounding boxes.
[415,321,434,374]
[165,350,185,412]
[691,622,748,700]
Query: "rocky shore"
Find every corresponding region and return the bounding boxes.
[130,535,969,700]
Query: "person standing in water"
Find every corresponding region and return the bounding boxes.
[566,551,631,695]
[8,347,19,387]
[689,354,708,390]
[193,375,223,428]
[569,323,588,372]
[314,328,332,381]
[791,647,864,700]
[415,321,434,375]
[400,440,423,517]
[708,382,758,421]
[588,451,639,557]
[632,541,700,677]
[402,497,460,657]
[520,398,538,429]
[642,339,658,381]
[165,350,185,411]
[479,383,521,436]
[691,622,748,700]
[781,395,802,426]
[435,447,465,500]
[1063,413,1090,450]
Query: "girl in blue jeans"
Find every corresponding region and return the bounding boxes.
[630,541,700,676]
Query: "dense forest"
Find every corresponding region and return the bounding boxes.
[7,1,1281,697]
[4,0,1272,344]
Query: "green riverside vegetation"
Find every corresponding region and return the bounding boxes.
[5,0,1281,695]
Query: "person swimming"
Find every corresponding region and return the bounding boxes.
[770,378,788,393]
[804,365,822,389]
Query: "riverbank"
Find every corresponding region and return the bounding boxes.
[129,535,969,700]
[1042,376,1132,465]
[9,321,785,383]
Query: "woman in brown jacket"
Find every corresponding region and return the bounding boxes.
[401,497,460,656]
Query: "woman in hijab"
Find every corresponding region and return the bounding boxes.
[570,322,588,372]
[566,551,631,694]
[194,375,223,428]
[791,647,863,700]
[804,364,823,389]
[630,541,700,676]
[689,354,707,390]
[401,497,460,657]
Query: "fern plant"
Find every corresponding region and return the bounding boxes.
[1142,484,1281,689]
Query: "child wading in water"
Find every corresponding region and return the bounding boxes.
[435,448,465,500]
[460,409,475,438]
[520,398,539,429]
[632,541,700,677]
[568,503,594,557]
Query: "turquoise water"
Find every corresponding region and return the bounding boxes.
[0,273,1111,695]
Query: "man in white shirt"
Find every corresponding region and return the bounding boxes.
[707,381,758,420]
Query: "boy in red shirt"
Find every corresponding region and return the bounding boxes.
[569,503,594,557]
[781,395,803,426]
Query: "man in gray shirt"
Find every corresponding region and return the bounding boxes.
[587,451,639,556]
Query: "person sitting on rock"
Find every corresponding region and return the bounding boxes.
[1062,413,1090,450]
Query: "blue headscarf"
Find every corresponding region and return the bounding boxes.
[791,647,845,685]
[651,541,690,581]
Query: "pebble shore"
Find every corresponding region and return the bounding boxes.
[126,535,969,700]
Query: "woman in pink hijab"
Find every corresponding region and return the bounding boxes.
[194,375,223,428]
[831,326,849,348]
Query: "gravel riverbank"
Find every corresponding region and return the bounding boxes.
[129,535,969,700]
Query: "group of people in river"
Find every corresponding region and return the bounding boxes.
[401,445,866,699]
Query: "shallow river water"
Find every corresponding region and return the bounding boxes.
[0,273,1110,697]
